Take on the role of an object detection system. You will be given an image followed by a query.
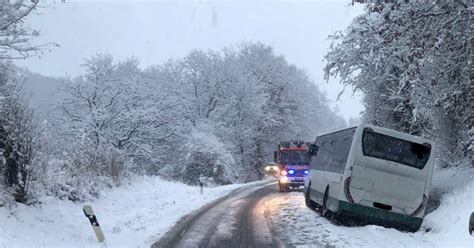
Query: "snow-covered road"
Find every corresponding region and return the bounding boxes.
[153,182,282,247]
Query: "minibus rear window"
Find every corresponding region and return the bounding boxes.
[362,128,431,169]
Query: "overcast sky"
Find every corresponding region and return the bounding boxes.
[17,0,365,121]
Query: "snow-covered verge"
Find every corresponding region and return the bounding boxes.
[0,177,262,248]
[266,167,474,248]
[431,166,474,195]
[422,167,474,247]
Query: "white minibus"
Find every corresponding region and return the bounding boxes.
[304,124,434,231]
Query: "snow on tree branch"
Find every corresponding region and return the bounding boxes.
[0,0,57,60]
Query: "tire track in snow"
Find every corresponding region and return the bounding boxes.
[153,182,278,248]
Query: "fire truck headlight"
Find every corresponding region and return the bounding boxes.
[280,176,288,183]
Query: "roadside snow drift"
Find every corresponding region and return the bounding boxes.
[266,168,474,248]
[0,177,254,247]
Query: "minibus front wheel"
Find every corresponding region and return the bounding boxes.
[305,182,317,209]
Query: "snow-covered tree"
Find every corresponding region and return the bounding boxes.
[0,64,36,202]
[167,43,344,182]
[1,0,40,60]
[57,54,175,181]
[324,2,473,167]
[0,0,54,202]
[1,0,41,156]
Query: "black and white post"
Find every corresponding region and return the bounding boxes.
[83,205,106,243]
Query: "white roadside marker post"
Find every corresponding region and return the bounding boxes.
[83,205,106,243]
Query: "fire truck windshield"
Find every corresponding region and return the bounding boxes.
[280,150,309,164]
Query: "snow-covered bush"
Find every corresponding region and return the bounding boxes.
[0,64,37,203]
[27,133,124,202]
[181,123,237,185]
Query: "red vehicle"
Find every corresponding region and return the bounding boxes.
[274,141,311,192]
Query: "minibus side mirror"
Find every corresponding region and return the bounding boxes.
[308,144,319,156]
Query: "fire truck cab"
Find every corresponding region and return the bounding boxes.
[275,141,311,192]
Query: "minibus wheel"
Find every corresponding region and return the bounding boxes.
[322,186,331,218]
[305,183,315,209]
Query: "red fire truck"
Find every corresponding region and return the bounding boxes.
[274,141,311,192]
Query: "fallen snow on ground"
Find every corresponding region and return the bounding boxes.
[1,168,472,248]
[0,176,262,248]
[265,168,474,248]
[431,166,474,194]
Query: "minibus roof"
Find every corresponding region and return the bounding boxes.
[315,124,434,146]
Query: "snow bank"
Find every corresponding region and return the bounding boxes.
[431,166,474,194]
[268,167,474,247]
[422,168,474,247]
[0,176,254,247]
